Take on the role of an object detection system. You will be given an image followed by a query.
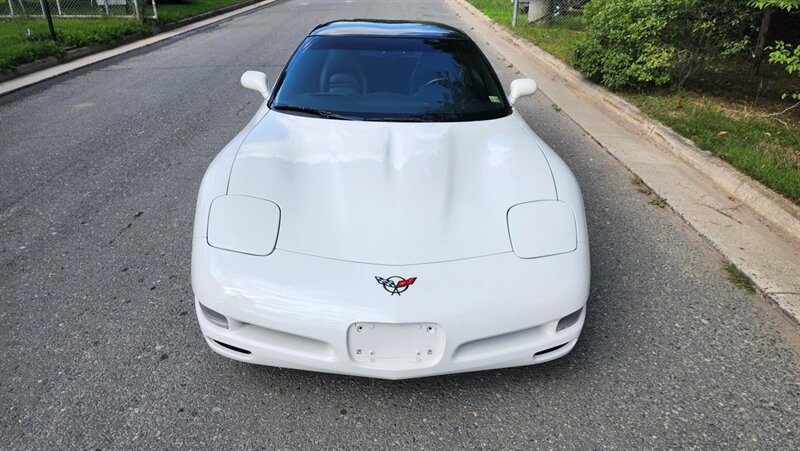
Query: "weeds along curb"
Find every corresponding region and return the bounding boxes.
[1,33,148,84]
[451,0,800,243]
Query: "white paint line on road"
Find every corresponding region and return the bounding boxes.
[0,0,279,97]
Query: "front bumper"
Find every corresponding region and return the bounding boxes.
[192,240,589,380]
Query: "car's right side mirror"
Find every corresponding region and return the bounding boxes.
[508,78,538,106]
[241,70,270,99]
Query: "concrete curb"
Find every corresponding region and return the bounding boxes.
[0,0,280,97]
[454,0,800,242]
[0,34,147,84]
[448,0,800,324]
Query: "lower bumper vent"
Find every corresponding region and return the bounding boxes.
[534,342,568,357]
[212,339,251,355]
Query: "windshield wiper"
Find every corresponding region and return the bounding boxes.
[272,105,359,121]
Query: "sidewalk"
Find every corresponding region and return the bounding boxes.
[445,0,800,323]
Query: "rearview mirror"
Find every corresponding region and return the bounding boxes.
[241,70,269,99]
[508,78,538,106]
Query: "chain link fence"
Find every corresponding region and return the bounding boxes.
[515,0,588,30]
[0,0,157,18]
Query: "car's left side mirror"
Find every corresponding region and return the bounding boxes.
[508,78,538,106]
[241,70,269,99]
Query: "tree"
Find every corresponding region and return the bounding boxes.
[750,0,800,74]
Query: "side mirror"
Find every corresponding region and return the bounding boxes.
[240,70,269,99]
[508,78,538,106]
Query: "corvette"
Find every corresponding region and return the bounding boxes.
[191,20,590,379]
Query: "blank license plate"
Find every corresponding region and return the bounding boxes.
[347,322,444,368]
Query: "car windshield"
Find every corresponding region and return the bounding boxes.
[270,36,511,122]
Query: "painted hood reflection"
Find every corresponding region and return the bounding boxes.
[228,111,557,265]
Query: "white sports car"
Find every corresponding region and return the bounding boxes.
[192,20,589,379]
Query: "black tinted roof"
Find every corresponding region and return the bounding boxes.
[310,20,469,39]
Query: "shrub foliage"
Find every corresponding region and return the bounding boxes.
[753,1,800,102]
[574,0,756,89]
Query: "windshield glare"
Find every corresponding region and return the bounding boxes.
[270,36,510,122]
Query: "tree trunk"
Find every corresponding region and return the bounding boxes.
[753,7,774,75]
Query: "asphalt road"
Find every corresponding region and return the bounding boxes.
[1,0,799,448]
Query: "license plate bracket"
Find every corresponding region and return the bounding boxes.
[347,322,444,368]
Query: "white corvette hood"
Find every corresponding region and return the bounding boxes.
[226,111,556,265]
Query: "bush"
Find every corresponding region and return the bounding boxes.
[768,41,800,100]
[574,0,755,89]
[755,2,800,104]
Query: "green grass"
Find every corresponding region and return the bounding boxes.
[466,0,586,63]
[648,194,668,208]
[723,260,756,293]
[467,0,800,206]
[153,0,251,23]
[0,0,251,72]
[630,173,669,206]
[0,18,151,71]
[627,92,800,204]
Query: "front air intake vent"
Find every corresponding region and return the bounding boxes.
[556,307,583,332]
[199,303,229,329]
